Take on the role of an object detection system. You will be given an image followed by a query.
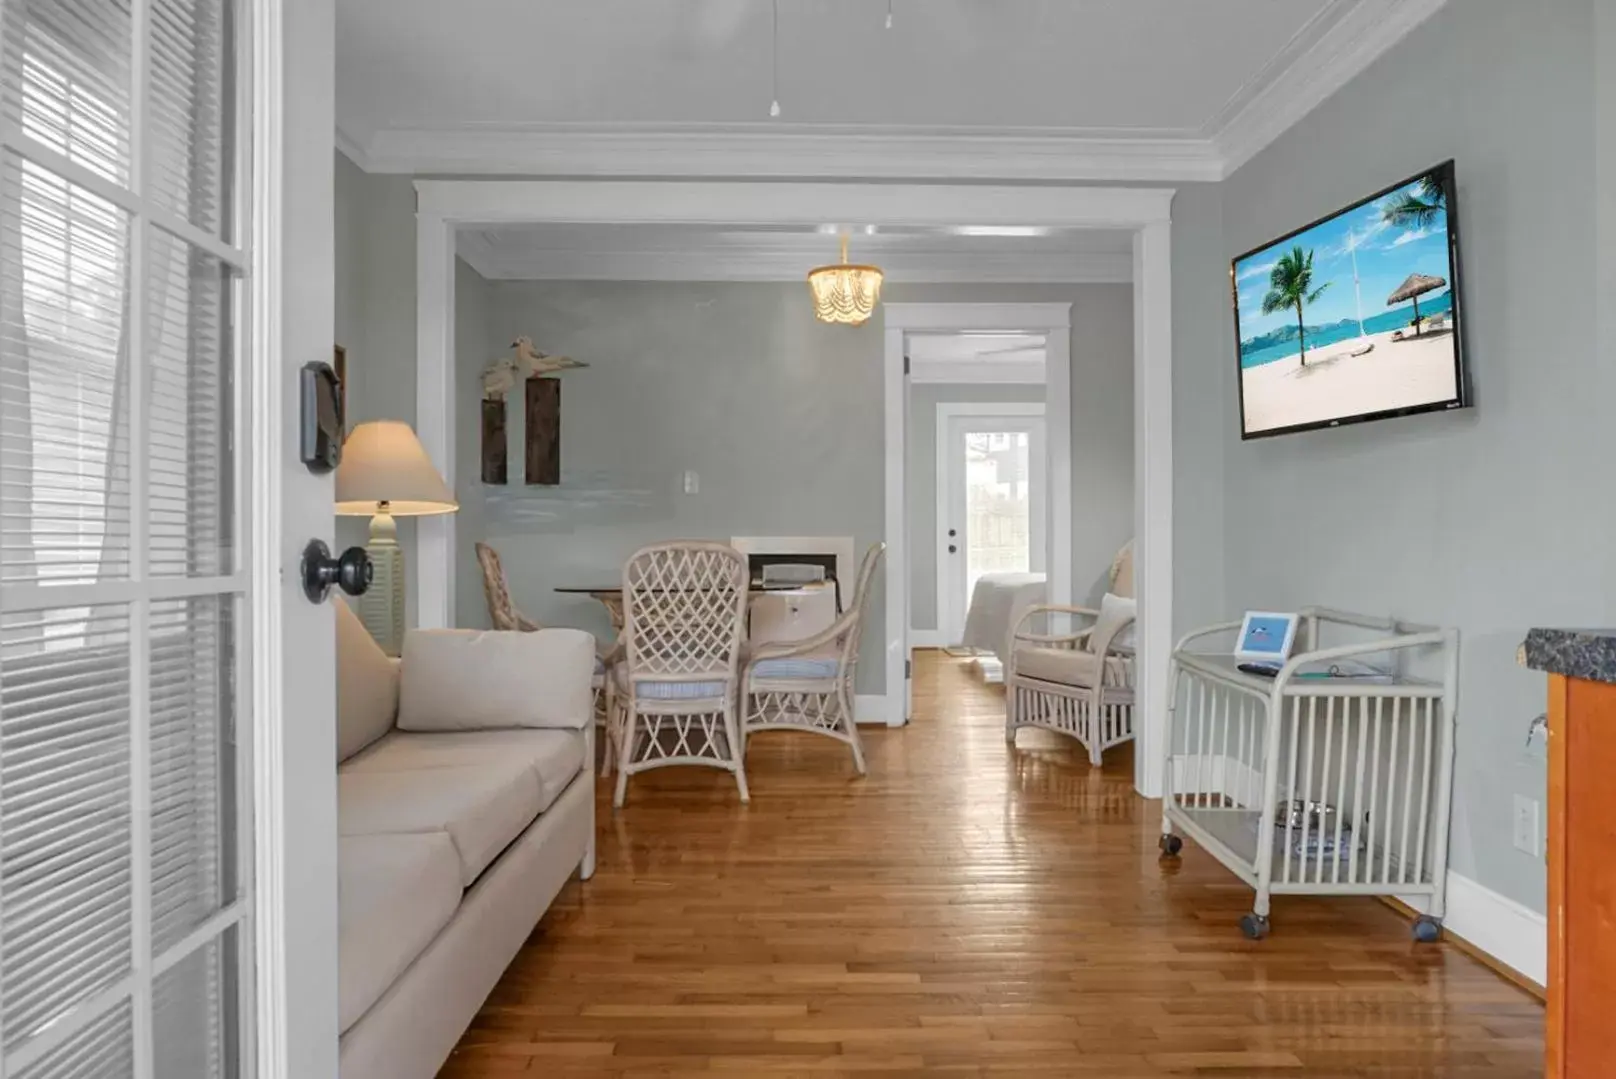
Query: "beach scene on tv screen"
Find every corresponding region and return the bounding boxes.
[1234,169,1459,435]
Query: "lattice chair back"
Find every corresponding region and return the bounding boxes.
[621,541,749,681]
[475,541,536,632]
[838,542,886,675]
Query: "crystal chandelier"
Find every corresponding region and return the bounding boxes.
[807,235,884,326]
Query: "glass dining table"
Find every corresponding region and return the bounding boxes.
[555,580,840,636]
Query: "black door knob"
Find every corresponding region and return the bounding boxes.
[301,539,373,603]
[947,545,957,554]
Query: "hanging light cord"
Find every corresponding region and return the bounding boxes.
[886,0,893,29]
[769,0,781,117]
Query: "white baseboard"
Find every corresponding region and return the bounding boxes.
[855,694,890,726]
[1397,872,1546,989]
[909,630,949,649]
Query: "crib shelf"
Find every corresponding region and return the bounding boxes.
[1159,608,1459,941]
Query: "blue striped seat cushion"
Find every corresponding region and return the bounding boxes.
[751,656,841,681]
[634,680,730,701]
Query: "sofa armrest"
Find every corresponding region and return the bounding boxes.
[397,627,596,733]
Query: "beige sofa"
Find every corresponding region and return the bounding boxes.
[334,601,596,1079]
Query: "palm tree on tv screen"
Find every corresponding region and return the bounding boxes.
[1261,246,1331,366]
[1381,172,1447,229]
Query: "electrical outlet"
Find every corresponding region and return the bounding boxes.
[1512,795,1540,857]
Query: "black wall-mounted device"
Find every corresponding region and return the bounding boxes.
[300,360,345,473]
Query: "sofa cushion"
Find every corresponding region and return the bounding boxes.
[397,627,595,732]
[336,599,400,763]
[343,729,586,813]
[338,832,460,1034]
[1013,645,1130,689]
[338,761,542,886]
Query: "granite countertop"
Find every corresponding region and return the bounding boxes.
[1521,628,1616,685]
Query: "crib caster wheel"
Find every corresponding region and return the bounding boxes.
[1158,834,1183,857]
[1239,913,1270,940]
[1412,916,1442,943]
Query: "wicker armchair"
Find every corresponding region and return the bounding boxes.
[1004,542,1136,766]
[739,542,884,774]
[607,541,750,808]
[475,541,609,719]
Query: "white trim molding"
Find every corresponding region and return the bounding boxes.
[855,695,890,726]
[413,183,1172,794]
[883,301,1080,734]
[1399,873,1547,990]
[908,356,1046,385]
[368,124,1222,182]
[1213,0,1450,174]
[455,236,1135,286]
[343,0,1449,182]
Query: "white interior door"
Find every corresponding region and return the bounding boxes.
[0,0,317,1074]
[936,408,1047,647]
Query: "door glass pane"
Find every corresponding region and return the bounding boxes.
[0,153,133,586]
[963,430,1031,603]
[15,1000,134,1079]
[150,596,235,952]
[0,606,133,1053]
[147,229,235,578]
[149,0,234,238]
[0,0,133,187]
[154,927,239,1079]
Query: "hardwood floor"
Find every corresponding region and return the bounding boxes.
[440,651,1541,1077]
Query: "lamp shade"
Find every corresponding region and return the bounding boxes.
[335,420,458,516]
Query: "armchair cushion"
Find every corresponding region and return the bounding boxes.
[1094,592,1137,651]
[1014,645,1130,689]
[751,655,841,681]
[397,627,595,732]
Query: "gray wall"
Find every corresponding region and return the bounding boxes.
[332,151,422,625]
[908,382,1047,633]
[462,281,887,689]
[455,280,1134,694]
[1212,0,1610,914]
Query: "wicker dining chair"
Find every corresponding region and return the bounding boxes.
[739,542,884,774]
[607,541,750,807]
[475,541,610,721]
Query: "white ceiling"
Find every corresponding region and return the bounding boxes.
[336,0,1448,179]
[457,222,1136,283]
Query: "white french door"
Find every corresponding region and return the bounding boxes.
[0,0,256,1075]
[936,405,1047,647]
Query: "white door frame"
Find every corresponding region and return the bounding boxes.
[934,403,1048,648]
[413,181,1173,798]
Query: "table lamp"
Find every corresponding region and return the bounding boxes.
[335,420,458,655]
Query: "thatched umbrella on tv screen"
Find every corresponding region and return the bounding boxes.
[1387,273,1447,336]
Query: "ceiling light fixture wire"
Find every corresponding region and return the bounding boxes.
[769,0,781,117]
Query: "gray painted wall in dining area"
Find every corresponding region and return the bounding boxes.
[454,280,1136,694]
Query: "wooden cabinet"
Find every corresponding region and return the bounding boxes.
[1547,673,1616,1077]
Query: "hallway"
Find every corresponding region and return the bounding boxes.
[440,651,1541,1076]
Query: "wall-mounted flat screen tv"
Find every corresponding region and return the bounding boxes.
[1232,160,1468,439]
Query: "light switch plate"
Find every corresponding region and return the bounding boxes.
[682,470,699,495]
[1512,795,1540,857]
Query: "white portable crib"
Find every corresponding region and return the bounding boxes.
[1159,608,1459,941]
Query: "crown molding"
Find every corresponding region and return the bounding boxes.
[340,0,1449,182]
[1214,0,1450,175]
[361,123,1225,183]
[334,125,371,171]
[455,240,1134,285]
